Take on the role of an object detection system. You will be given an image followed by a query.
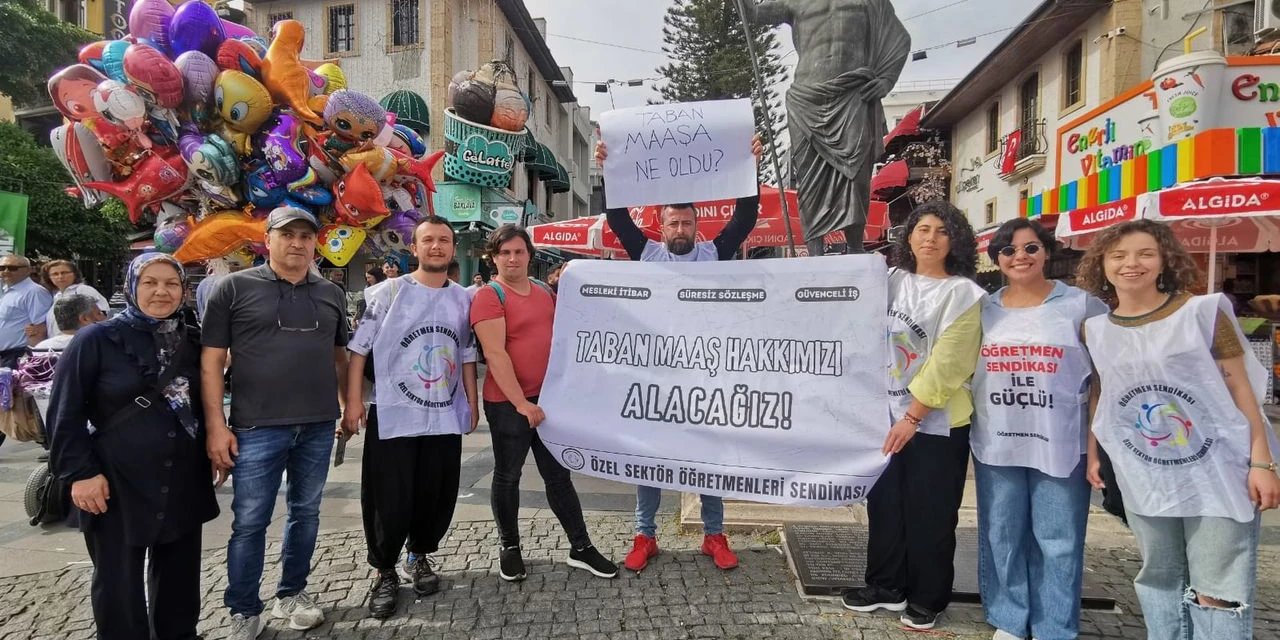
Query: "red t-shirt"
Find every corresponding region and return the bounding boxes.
[470,281,555,403]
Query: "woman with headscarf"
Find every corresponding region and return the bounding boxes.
[49,253,218,640]
[41,259,110,336]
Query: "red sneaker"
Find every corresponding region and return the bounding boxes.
[624,534,659,571]
[701,533,739,570]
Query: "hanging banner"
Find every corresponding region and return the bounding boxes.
[0,192,29,256]
[599,98,757,209]
[538,256,890,507]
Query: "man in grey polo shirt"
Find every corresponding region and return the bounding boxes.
[201,206,349,639]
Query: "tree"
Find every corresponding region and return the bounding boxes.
[0,0,94,106]
[0,122,130,262]
[656,0,788,184]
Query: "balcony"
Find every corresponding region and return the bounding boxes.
[999,119,1048,182]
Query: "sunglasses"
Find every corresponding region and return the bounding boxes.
[276,284,319,332]
[0,266,27,272]
[998,243,1043,258]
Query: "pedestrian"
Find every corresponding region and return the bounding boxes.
[595,134,763,572]
[0,254,54,450]
[201,206,351,639]
[40,259,110,337]
[364,267,387,288]
[195,259,247,323]
[446,260,461,284]
[383,258,402,279]
[48,253,218,640]
[466,273,485,294]
[970,218,1108,640]
[35,293,107,351]
[342,216,479,619]
[1076,219,1280,640]
[843,201,985,631]
[354,267,388,329]
[471,224,618,582]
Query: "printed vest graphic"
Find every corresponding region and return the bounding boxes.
[886,270,984,436]
[971,287,1094,478]
[1087,294,1267,522]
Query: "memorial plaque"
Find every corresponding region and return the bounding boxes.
[783,522,1115,609]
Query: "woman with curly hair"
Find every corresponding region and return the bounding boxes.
[1077,219,1279,640]
[843,201,985,631]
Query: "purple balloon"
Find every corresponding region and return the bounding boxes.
[175,50,218,106]
[221,19,257,40]
[381,211,417,239]
[129,0,175,52]
[257,112,310,187]
[169,0,226,59]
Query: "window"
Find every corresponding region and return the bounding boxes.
[1063,41,1084,110]
[326,4,357,55]
[984,199,997,225]
[1018,187,1030,218]
[268,11,294,30]
[985,103,1000,155]
[390,0,420,47]
[1019,73,1039,143]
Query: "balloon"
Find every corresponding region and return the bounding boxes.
[317,224,366,267]
[129,0,175,52]
[314,63,346,94]
[220,19,257,40]
[245,164,333,210]
[154,217,192,254]
[338,148,443,189]
[323,90,386,145]
[214,70,272,134]
[92,79,152,150]
[332,164,389,227]
[174,211,267,263]
[47,64,110,122]
[50,123,112,207]
[83,148,189,223]
[261,20,323,125]
[169,0,225,59]
[216,39,263,77]
[175,51,218,107]
[388,124,426,158]
[124,44,185,109]
[79,41,108,72]
[256,112,313,189]
[179,128,241,207]
[101,40,130,83]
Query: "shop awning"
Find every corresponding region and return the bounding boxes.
[379,90,430,137]
[522,137,560,179]
[883,105,925,148]
[547,163,571,193]
[871,159,909,197]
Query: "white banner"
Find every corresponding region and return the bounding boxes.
[538,256,891,507]
[600,99,758,209]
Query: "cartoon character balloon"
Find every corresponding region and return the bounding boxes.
[93,79,153,150]
[50,123,113,207]
[314,63,347,94]
[332,164,389,227]
[317,224,366,266]
[100,40,130,83]
[214,70,273,154]
[168,0,226,59]
[174,211,267,263]
[179,127,241,207]
[388,124,426,158]
[261,19,323,125]
[48,65,110,122]
[83,147,189,223]
[123,44,185,109]
[323,90,387,153]
[216,39,263,77]
[256,112,315,190]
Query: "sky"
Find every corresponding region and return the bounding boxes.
[522,0,1040,118]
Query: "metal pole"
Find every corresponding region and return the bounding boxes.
[731,0,798,255]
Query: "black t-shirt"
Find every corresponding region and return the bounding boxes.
[201,265,349,427]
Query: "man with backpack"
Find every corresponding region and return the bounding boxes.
[342,215,478,619]
[470,224,618,583]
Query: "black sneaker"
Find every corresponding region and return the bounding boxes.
[841,585,907,613]
[566,545,618,579]
[499,546,527,582]
[367,570,399,619]
[899,604,939,630]
[408,554,440,596]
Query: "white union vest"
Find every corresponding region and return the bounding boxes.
[1088,294,1274,522]
[640,239,719,262]
[971,286,1093,478]
[886,270,985,436]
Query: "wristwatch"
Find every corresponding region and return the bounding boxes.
[1249,461,1277,472]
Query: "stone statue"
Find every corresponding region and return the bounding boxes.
[745,0,911,255]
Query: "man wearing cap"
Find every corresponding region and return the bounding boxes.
[0,254,53,449]
[201,207,350,639]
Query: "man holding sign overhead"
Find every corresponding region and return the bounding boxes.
[594,121,762,572]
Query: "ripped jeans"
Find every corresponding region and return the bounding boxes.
[1127,512,1260,640]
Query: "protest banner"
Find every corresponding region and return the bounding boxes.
[599,99,758,209]
[538,256,890,507]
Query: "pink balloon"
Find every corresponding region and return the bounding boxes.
[124,44,185,109]
[129,0,175,52]
[220,19,257,40]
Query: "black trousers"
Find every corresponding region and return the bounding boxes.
[484,398,591,550]
[361,405,462,571]
[865,425,971,614]
[83,520,202,640]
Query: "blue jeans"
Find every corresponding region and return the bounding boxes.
[635,486,723,537]
[975,457,1090,640]
[224,422,334,617]
[1128,512,1259,640]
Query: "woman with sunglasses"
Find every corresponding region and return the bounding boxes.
[843,201,984,631]
[970,218,1107,640]
[48,253,217,639]
[1076,220,1278,640]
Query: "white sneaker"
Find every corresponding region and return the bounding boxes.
[993,631,1025,640]
[227,613,262,640]
[272,590,324,630]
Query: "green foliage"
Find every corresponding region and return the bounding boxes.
[0,122,130,262]
[656,0,787,183]
[0,0,95,106]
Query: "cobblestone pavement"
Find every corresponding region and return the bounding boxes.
[2,514,1278,640]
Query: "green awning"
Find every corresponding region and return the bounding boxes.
[379,90,430,137]
[522,138,559,179]
[548,162,571,193]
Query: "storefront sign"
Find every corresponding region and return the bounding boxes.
[1063,197,1138,235]
[433,183,482,223]
[487,205,523,226]
[1057,91,1158,185]
[1155,180,1280,218]
[104,0,131,40]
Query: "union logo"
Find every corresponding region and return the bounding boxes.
[888,331,920,381]
[413,344,457,391]
[1134,400,1194,447]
